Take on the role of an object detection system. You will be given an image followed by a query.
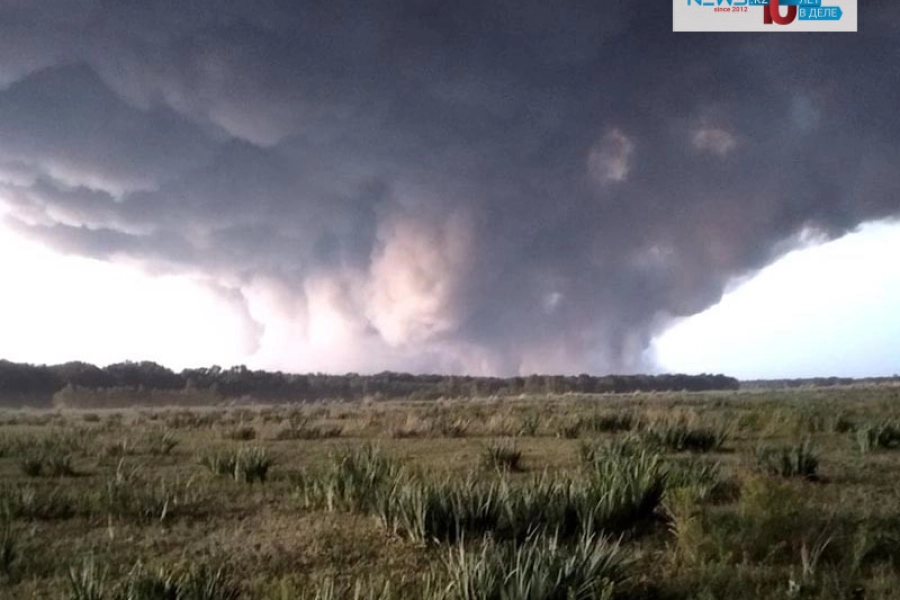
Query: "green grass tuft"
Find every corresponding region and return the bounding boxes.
[441,533,628,600]
[222,425,256,441]
[234,447,272,484]
[755,440,819,479]
[299,444,402,513]
[643,422,728,454]
[853,422,900,453]
[481,440,523,472]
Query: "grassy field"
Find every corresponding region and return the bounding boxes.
[1,386,899,599]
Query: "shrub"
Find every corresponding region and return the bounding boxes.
[441,533,629,600]
[481,440,523,472]
[755,441,819,479]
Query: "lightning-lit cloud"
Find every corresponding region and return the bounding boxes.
[366,206,477,346]
[0,0,898,375]
[588,130,635,185]
[692,127,737,156]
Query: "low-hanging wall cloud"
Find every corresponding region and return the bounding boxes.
[0,0,898,375]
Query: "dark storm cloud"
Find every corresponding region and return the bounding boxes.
[0,64,218,191]
[0,0,898,374]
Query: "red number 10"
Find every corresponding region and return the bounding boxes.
[764,0,798,24]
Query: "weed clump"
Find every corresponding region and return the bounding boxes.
[46,452,77,477]
[664,458,730,504]
[235,447,272,484]
[16,447,78,478]
[103,437,137,458]
[481,440,523,472]
[145,429,179,456]
[199,449,237,477]
[433,416,470,438]
[0,484,78,520]
[853,422,900,453]
[222,425,256,441]
[69,558,240,600]
[103,461,205,521]
[0,518,17,580]
[755,441,819,480]
[643,422,727,454]
[518,413,541,437]
[199,448,272,484]
[299,444,401,513]
[441,533,629,600]
[581,412,637,434]
[579,437,648,466]
[69,557,107,600]
[557,422,582,439]
[273,424,342,441]
[17,454,43,477]
[377,451,665,543]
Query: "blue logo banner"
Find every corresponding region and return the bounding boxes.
[750,0,822,6]
[800,5,842,18]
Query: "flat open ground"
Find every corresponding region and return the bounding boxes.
[1,385,899,599]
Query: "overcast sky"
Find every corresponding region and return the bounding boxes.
[0,1,898,377]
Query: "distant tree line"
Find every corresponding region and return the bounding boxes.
[742,376,900,389]
[0,359,740,408]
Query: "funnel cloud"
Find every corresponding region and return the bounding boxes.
[0,1,898,374]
